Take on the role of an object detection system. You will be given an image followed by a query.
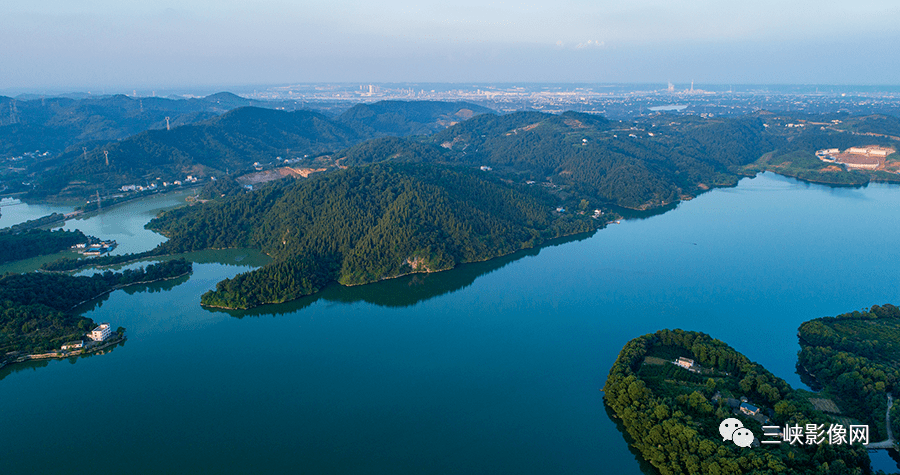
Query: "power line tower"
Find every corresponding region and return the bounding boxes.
[104,150,109,166]
[165,117,171,131]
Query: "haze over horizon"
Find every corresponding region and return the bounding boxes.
[2,0,899,92]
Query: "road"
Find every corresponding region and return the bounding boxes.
[867,393,895,449]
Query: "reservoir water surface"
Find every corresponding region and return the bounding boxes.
[1,172,898,474]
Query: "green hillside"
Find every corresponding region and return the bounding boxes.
[148,163,595,309]
[22,100,498,199]
[424,111,776,209]
[30,107,361,197]
[605,329,870,475]
[798,304,900,440]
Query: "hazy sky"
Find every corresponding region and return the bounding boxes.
[2,0,899,90]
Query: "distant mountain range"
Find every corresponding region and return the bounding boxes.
[0,93,492,158]
[6,96,899,208]
[7,98,491,198]
[0,92,262,156]
[31,108,360,197]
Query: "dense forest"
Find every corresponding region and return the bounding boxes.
[148,163,596,309]
[0,228,85,264]
[605,329,871,475]
[425,111,780,209]
[797,304,900,440]
[0,259,191,354]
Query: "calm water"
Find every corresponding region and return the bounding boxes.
[58,190,197,255]
[1,173,899,474]
[0,197,72,228]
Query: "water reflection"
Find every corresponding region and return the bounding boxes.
[0,339,127,382]
[603,401,661,475]
[205,231,596,318]
[70,273,192,315]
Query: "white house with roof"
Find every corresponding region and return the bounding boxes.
[675,357,694,370]
[89,323,112,342]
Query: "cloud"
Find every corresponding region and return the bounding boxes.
[575,40,605,49]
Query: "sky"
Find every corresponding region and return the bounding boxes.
[1,0,899,91]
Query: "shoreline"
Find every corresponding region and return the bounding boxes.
[67,270,193,311]
[0,272,191,370]
[199,227,602,310]
[0,334,127,371]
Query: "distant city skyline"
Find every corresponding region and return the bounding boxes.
[2,1,899,91]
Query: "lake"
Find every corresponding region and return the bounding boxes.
[648,104,688,112]
[0,172,898,474]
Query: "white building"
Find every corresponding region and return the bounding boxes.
[61,340,84,350]
[675,357,694,370]
[89,323,112,342]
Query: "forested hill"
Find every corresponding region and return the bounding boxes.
[338,100,492,137]
[427,111,780,209]
[23,100,495,199]
[333,112,787,210]
[148,163,595,309]
[797,304,900,441]
[605,329,870,475]
[30,107,362,198]
[0,92,278,157]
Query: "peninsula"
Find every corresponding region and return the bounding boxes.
[605,305,900,474]
[0,259,192,365]
[148,163,598,309]
[604,328,871,474]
